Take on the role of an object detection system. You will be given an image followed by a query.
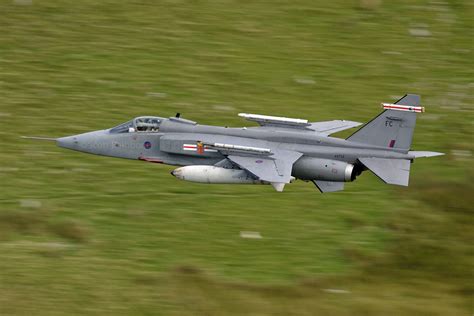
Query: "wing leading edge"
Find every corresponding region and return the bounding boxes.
[238,113,361,135]
[308,120,362,136]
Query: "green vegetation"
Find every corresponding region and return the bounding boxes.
[0,0,472,314]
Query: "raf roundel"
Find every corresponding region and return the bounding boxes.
[144,141,152,149]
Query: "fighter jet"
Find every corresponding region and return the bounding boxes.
[24,94,443,192]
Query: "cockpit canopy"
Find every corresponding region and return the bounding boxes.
[134,117,162,132]
[110,116,164,133]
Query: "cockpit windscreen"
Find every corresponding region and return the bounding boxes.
[110,120,134,133]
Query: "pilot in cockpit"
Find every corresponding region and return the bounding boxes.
[135,117,161,132]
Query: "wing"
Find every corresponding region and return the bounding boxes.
[159,135,302,192]
[308,120,362,136]
[204,141,302,192]
[239,113,361,135]
[227,150,302,192]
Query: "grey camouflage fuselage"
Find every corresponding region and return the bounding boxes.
[48,94,442,192]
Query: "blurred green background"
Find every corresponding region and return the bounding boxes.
[0,0,472,315]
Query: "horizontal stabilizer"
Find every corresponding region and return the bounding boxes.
[312,180,345,193]
[409,151,444,158]
[359,157,411,186]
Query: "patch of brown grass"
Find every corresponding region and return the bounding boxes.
[0,210,46,239]
[164,265,468,316]
[49,219,89,243]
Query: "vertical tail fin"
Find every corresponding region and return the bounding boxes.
[346,94,422,151]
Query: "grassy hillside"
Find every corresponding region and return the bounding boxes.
[0,0,472,314]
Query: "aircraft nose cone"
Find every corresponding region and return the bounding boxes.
[56,130,108,154]
[56,135,79,150]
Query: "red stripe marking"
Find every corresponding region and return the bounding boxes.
[383,105,423,112]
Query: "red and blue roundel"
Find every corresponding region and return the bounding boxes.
[144,141,152,149]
